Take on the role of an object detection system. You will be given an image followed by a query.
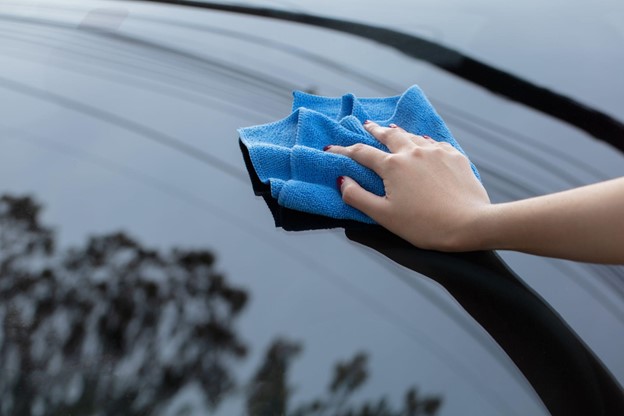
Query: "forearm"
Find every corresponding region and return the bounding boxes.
[471,177,624,263]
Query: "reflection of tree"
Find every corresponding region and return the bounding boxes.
[0,195,248,415]
[0,194,441,415]
[247,339,303,415]
[250,341,441,416]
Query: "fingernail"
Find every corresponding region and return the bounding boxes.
[423,134,433,140]
[389,123,398,128]
[363,120,371,125]
[336,176,345,190]
[323,145,332,151]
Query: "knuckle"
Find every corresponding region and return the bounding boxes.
[455,152,470,164]
[452,150,466,158]
[350,143,366,154]
[409,147,424,158]
[381,152,394,164]
[386,127,401,137]
[385,154,402,169]
[449,150,470,166]
[373,126,389,138]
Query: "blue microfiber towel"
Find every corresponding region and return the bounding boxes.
[238,85,480,227]
[239,139,370,231]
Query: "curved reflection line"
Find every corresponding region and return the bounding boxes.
[0,14,294,112]
[0,31,281,120]
[0,125,520,416]
[105,31,293,98]
[431,100,611,182]
[0,76,248,183]
[584,264,624,302]
[472,162,542,198]
[559,262,624,327]
[443,113,595,187]
[114,0,624,153]
[0,29,283,116]
[0,12,296,100]
[1,1,399,102]
[136,14,398,94]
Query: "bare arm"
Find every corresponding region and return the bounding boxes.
[326,121,624,264]
[474,177,624,263]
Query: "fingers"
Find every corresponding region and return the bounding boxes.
[365,121,431,150]
[389,123,424,146]
[363,121,414,152]
[325,142,388,173]
[337,176,385,219]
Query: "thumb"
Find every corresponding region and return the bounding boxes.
[338,176,385,220]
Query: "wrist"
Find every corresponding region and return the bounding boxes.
[454,203,502,252]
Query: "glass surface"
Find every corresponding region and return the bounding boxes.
[0,1,623,415]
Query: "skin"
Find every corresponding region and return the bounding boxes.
[325,121,624,264]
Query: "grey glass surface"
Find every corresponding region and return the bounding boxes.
[0,1,623,415]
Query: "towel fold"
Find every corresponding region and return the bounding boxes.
[238,85,480,230]
[239,139,377,231]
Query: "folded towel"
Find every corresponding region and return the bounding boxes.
[239,139,376,231]
[238,85,480,230]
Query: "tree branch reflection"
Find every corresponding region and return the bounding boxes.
[0,194,441,415]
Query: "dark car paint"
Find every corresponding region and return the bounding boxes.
[1,1,623,415]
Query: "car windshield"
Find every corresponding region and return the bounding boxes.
[0,1,623,415]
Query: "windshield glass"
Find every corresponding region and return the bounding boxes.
[0,1,623,415]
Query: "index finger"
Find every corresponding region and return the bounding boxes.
[325,142,387,174]
[363,121,414,153]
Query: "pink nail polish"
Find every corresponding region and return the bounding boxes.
[323,145,332,151]
[336,176,345,190]
[389,123,397,128]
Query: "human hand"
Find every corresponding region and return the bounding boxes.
[325,121,491,251]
